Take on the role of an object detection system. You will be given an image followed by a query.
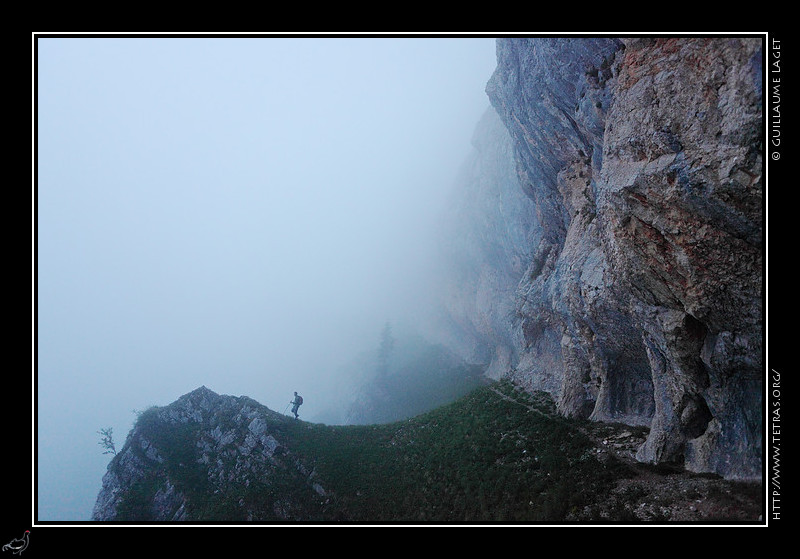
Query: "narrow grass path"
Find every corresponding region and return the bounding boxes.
[488,381,763,522]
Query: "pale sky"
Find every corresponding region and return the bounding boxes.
[35,35,498,521]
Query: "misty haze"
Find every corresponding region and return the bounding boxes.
[35,35,765,527]
[36,36,499,521]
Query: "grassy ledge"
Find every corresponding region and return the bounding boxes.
[112,380,762,523]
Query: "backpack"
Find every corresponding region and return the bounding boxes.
[296,395,303,405]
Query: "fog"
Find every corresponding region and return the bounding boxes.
[35,35,498,521]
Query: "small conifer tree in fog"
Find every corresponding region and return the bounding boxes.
[377,322,395,378]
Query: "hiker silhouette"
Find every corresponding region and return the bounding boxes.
[291,392,303,419]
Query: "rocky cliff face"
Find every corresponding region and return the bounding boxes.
[92,387,328,521]
[434,107,538,378]
[463,37,763,480]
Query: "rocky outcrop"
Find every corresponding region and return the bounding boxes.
[92,386,328,521]
[471,37,763,479]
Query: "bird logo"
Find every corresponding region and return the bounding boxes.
[2,531,29,555]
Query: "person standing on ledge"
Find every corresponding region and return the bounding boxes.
[291,391,303,419]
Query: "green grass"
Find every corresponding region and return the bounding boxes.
[279,380,633,522]
[114,380,637,523]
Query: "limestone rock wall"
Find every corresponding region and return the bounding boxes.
[434,107,538,378]
[482,37,763,479]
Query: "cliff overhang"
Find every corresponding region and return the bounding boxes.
[481,37,763,480]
